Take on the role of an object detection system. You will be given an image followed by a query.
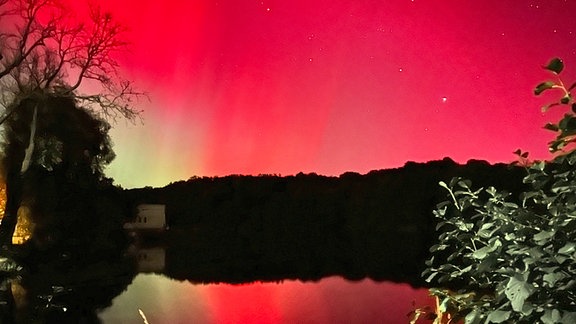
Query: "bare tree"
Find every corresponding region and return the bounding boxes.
[0,0,143,123]
[0,0,143,245]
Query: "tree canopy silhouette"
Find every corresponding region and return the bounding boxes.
[0,0,142,245]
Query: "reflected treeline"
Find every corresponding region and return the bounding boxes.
[1,251,136,324]
[0,244,137,323]
[127,158,526,287]
[0,169,138,324]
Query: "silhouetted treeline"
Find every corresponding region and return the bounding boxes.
[125,158,526,286]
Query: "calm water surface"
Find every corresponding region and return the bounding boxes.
[98,274,433,324]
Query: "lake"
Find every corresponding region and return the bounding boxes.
[0,241,435,323]
[98,273,434,324]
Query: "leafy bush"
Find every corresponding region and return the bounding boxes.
[420,58,576,323]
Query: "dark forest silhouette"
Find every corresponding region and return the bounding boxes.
[125,158,526,286]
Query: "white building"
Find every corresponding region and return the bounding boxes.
[123,204,167,231]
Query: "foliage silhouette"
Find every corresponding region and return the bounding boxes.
[126,160,525,285]
[0,0,142,244]
[0,94,121,247]
[420,58,576,323]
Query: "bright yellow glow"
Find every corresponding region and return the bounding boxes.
[0,181,33,245]
[0,181,5,218]
[12,206,33,245]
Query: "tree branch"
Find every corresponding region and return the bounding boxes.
[0,0,143,124]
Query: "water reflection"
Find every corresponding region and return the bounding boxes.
[0,248,136,323]
[99,273,433,324]
[0,239,434,323]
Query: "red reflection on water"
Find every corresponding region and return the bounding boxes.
[99,274,435,323]
[205,282,282,324]
[203,278,435,324]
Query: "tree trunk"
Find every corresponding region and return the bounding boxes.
[0,105,37,246]
[20,105,37,174]
[0,171,23,245]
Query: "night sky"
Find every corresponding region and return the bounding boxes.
[74,0,576,188]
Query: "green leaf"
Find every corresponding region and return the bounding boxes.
[544,57,564,74]
[532,161,546,171]
[543,272,567,287]
[542,102,560,112]
[430,243,448,252]
[487,310,511,323]
[522,257,536,270]
[562,312,576,323]
[449,177,461,187]
[478,222,496,238]
[544,123,559,131]
[455,220,474,232]
[533,230,554,245]
[486,186,497,196]
[534,81,556,95]
[527,247,544,259]
[520,301,534,316]
[513,149,530,158]
[457,179,472,189]
[558,114,576,134]
[424,272,438,283]
[559,279,576,290]
[558,242,576,254]
[438,297,450,313]
[533,231,554,240]
[472,239,502,259]
[439,181,449,190]
[561,94,572,104]
[464,309,482,324]
[505,274,535,312]
[555,254,569,264]
[559,114,576,131]
[477,255,499,273]
[548,139,565,152]
[504,232,517,241]
[541,309,562,324]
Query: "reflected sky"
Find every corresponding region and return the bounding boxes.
[98,274,434,323]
